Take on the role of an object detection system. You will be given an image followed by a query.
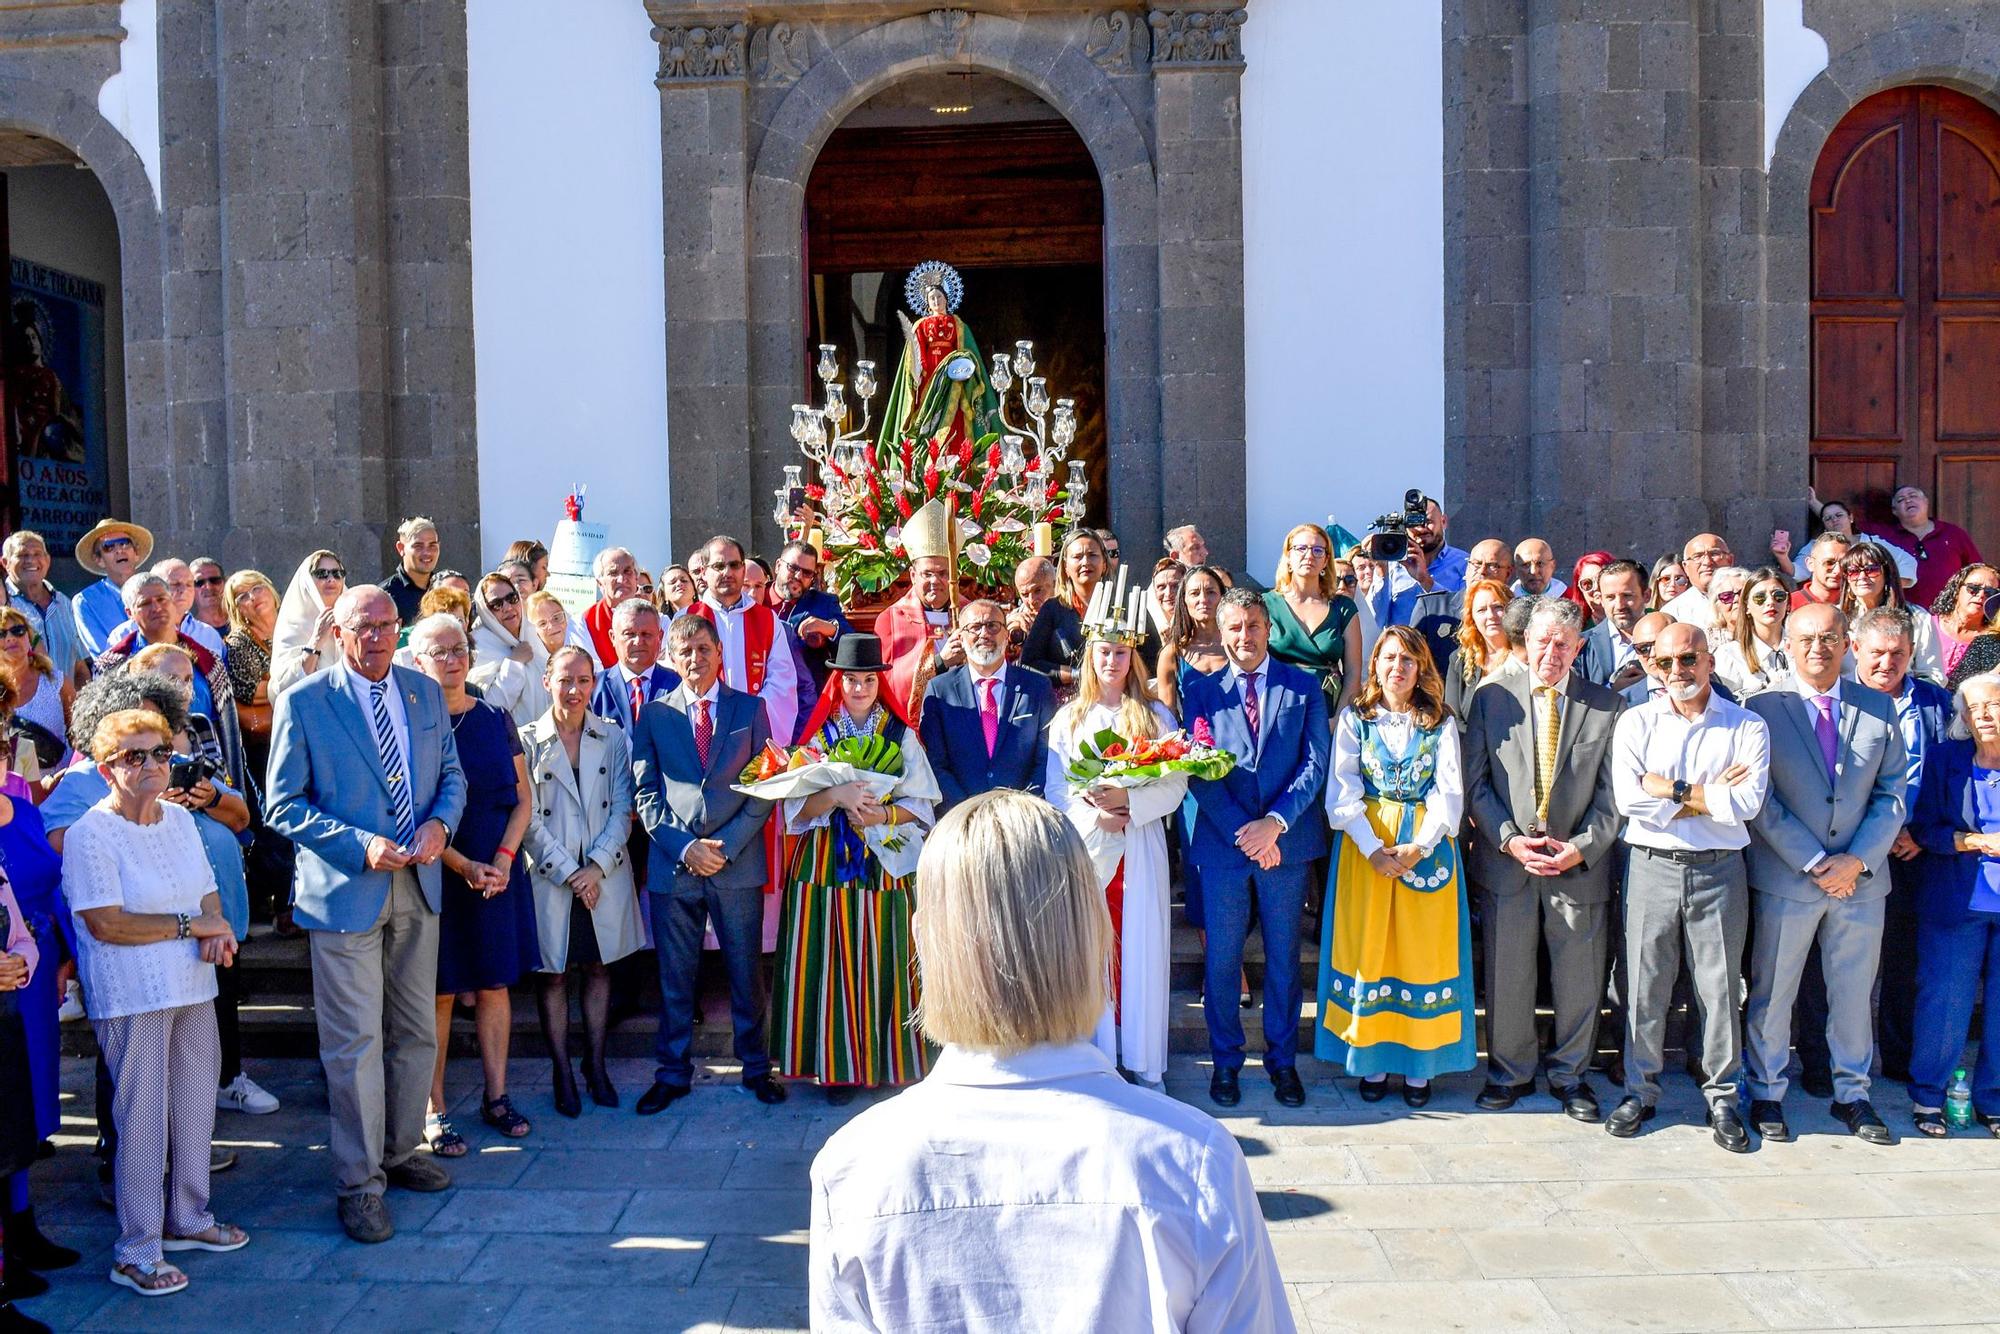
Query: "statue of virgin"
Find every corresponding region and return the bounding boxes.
[876,260,1002,453]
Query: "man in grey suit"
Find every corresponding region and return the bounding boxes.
[632,614,784,1113]
[266,586,467,1243]
[1741,602,1908,1145]
[1466,598,1625,1121]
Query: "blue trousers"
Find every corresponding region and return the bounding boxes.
[1200,861,1309,1072]
[1909,909,2000,1112]
[650,874,770,1086]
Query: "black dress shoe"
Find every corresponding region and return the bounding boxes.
[1357,1076,1389,1103]
[1209,1068,1241,1107]
[1476,1081,1533,1111]
[582,1059,618,1109]
[636,1080,691,1116]
[824,1085,856,1107]
[552,1060,582,1120]
[0,1268,49,1301]
[1269,1067,1305,1107]
[0,1297,53,1334]
[1831,1098,1897,1145]
[1709,1102,1752,1153]
[3,1207,81,1271]
[1605,1096,1656,1138]
[1551,1082,1601,1123]
[1799,1069,1835,1100]
[1401,1080,1432,1108]
[1748,1098,1791,1142]
[743,1074,788,1105]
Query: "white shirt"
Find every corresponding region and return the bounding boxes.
[810,1041,1293,1333]
[1711,635,1786,698]
[1510,576,1568,599]
[1661,584,1717,632]
[336,659,411,788]
[1611,692,1771,851]
[62,802,220,1021]
[967,661,1008,703]
[702,593,800,743]
[1326,707,1465,857]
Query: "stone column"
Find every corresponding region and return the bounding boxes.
[1525,0,1706,557]
[649,10,754,555]
[1147,4,1249,568]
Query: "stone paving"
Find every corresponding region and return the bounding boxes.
[12,1052,2000,1332]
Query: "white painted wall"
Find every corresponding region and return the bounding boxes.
[1763,0,1830,166]
[1240,0,1445,577]
[96,0,161,207]
[465,0,670,571]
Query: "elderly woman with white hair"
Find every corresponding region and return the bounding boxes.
[809,791,1290,1331]
[1906,669,2000,1137]
[405,614,538,1153]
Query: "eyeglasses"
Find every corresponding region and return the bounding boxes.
[1791,632,1845,649]
[193,574,224,589]
[107,744,173,771]
[313,567,346,581]
[711,558,744,571]
[637,584,655,597]
[1842,561,1882,575]
[1633,641,1656,659]
[418,645,469,662]
[345,618,399,638]
[778,560,818,585]
[1289,543,1329,558]
[962,619,1005,634]
[1963,584,2000,600]
[1651,652,1703,671]
[486,589,521,609]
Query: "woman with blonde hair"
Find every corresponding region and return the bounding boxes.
[1022,528,1108,698]
[1264,522,1362,720]
[1704,565,1750,645]
[1319,626,1472,1107]
[268,550,346,697]
[808,790,1289,1331]
[0,605,71,768]
[1044,620,1186,1089]
[1441,579,1513,720]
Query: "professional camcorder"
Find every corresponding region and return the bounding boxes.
[1364,489,1430,564]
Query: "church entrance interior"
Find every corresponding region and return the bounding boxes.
[1810,85,2000,558]
[804,73,1110,525]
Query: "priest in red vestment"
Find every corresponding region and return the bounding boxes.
[582,545,641,667]
[877,498,967,725]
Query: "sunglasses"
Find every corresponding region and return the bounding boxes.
[313,567,346,581]
[0,625,29,641]
[1712,590,1740,605]
[1633,641,1656,660]
[1842,561,1882,575]
[1337,575,1358,589]
[779,563,819,585]
[1652,652,1703,671]
[1963,584,2000,600]
[194,574,225,589]
[99,536,135,552]
[1748,590,1788,605]
[486,589,521,609]
[107,744,174,771]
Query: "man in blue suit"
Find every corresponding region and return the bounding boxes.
[266,586,467,1244]
[631,614,782,1113]
[1579,560,1651,691]
[770,540,852,689]
[1184,588,1331,1108]
[591,598,679,893]
[919,599,1057,809]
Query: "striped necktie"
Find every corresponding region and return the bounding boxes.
[370,678,418,847]
[1534,684,1561,829]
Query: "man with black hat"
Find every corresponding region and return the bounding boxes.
[71,518,153,656]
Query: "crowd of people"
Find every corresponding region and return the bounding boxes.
[0,479,1997,1324]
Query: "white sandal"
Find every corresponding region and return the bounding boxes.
[162,1223,249,1253]
[109,1260,189,1297]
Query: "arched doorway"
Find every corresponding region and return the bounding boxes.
[1809,86,2000,555]
[803,73,1109,520]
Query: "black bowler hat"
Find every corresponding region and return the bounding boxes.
[827,633,889,674]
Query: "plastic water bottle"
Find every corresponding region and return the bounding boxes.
[1945,1069,1974,1129]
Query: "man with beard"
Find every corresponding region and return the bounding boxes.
[1581,560,1651,690]
[691,534,800,747]
[769,541,850,689]
[381,516,441,626]
[1407,496,1468,592]
[919,599,1057,810]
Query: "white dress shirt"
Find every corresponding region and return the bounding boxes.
[1611,692,1771,851]
[702,593,800,743]
[1326,706,1464,857]
[1661,584,1717,632]
[810,1041,1294,1333]
[1711,635,1786,698]
[1510,576,1569,599]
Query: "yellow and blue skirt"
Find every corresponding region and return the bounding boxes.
[1315,795,1476,1078]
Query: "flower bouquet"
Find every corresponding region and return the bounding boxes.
[1062,720,1237,790]
[733,734,941,879]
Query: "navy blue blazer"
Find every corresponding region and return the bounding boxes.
[776,588,852,687]
[1409,588,1460,676]
[1579,620,1634,687]
[591,663,682,738]
[1181,657,1330,871]
[918,665,1058,810]
[1909,735,2000,924]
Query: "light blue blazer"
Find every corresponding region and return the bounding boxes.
[265,664,468,932]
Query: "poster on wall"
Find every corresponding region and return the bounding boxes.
[8,257,109,549]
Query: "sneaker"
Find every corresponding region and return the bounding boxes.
[57,980,84,1023]
[216,1073,280,1115]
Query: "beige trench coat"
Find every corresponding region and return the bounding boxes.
[520,711,645,971]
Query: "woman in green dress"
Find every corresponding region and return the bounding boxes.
[772,634,942,1104]
[1263,522,1362,724]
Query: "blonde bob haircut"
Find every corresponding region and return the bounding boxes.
[90,708,170,763]
[913,790,1109,1054]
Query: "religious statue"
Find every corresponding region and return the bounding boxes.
[876,260,1001,454]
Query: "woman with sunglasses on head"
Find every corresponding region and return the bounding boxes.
[268,550,347,697]
[1649,555,1692,611]
[1712,568,1790,697]
[1931,564,2000,684]
[1263,522,1362,723]
[1841,540,1942,681]
[469,572,546,727]
[0,606,71,773]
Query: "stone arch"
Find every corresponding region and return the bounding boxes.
[743,11,1163,547]
[1762,12,2000,511]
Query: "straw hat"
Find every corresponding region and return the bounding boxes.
[75,519,155,574]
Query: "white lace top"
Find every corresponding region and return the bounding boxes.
[62,800,219,1021]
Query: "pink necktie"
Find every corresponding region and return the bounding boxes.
[694,698,713,769]
[630,678,646,723]
[1813,695,1838,780]
[979,677,999,758]
[1243,670,1261,742]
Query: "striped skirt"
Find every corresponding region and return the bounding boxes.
[771,824,928,1088]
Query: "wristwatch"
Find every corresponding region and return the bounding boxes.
[1670,779,1691,805]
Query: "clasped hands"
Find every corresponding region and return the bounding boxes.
[1084,781,1131,834]
[1810,852,1865,899]
[1235,815,1284,870]
[1504,833,1583,877]
[1367,842,1424,880]
[566,864,604,910]
[0,951,28,990]
[832,780,890,830]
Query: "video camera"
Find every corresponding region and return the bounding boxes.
[1364,489,1430,564]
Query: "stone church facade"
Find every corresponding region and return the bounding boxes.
[0,0,1995,575]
